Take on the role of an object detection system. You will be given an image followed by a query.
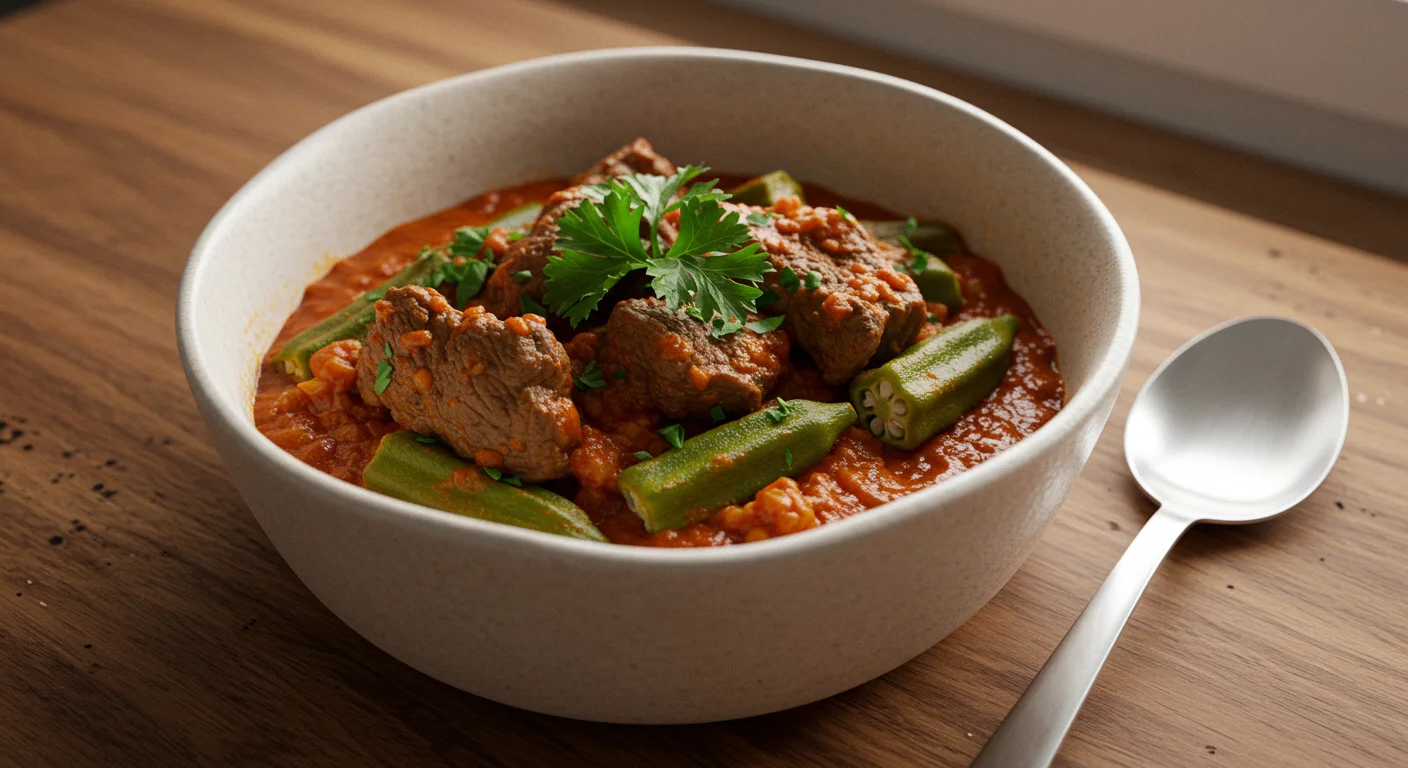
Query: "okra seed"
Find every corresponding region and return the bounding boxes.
[861,389,876,409]
[869,416,885,437]
[878,380,894,399]
[886,419,905,440]
[891,399,908,416]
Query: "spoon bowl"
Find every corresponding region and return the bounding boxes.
[1125,316,1350,522]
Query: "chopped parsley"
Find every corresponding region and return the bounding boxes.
[745,211,773,227]
[404,225,497,309]
[574,360,607,391]
[779,266,800,292]
[543,166,773,338]
[658,423,686,449]
[710,405,726,425]
[633,450,652,461]
[835,204,857,224]
[519,293,548,316]
[785,448,793,469]
[413,434,438,444]
[745,315,784,334]
[502,475,523,487]
[763,397,793,424]
[512,269,532,284]
[898,217,931,275]
[803,271,822,290]
[373,342,394,394]
[611,367,628,381]
[483,467,502,481]
[755,289,780,309]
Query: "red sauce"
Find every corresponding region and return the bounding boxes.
[255,177,1063,545]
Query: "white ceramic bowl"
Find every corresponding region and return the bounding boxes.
[178,47,1138,723]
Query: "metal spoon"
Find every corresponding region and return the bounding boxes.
[972,316,1349,768]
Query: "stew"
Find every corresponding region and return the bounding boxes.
[254,139,1063,547]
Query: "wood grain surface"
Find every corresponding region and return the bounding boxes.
[3,0,1407,765]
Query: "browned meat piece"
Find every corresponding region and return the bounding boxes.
[599,298,790,420]
[737,199,926,384]
[357,286,581,482]
[571,137,677,185]
[481,139,677,319]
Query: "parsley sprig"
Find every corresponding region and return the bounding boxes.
[897,217,931,275]
[544,166,774,338]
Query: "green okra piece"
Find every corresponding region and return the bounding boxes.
[363,432,607,542]
[728,170,805,206]
[851,314,1019,450]
[272,203,543,381]
[863,219,964,311]
[618,400,856,533]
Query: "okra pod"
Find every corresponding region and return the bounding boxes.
[618,400,856,533]
[728,170,805,206]
[863,219,964,311]
[272,203,543,381]
[363,432,607,542]
[851,314,1019,450]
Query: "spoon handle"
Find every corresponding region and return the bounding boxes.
[971,508,1194,768]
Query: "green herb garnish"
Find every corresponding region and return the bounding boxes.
[483,467,503,481]
[745,211,773,227]
[502,475,523,487]
[927,313,942,323]
[612,367,628,381]
[785,448,793,469]
[633,451,652,461]
[779,266,800,292]
[755,289,780,309]
[763,397,793,424]
[414,434,438,444]
[835,204,857,224]
[658,423,686,449]
[544,166,772,338]
[519,293,548,316]
[803,271,822,290]
[575,360,607,391]
[899,217,931,275]
[745,315,784,334]
[512,270,532,284]
[374,342,394,394]
[710,405,726,425]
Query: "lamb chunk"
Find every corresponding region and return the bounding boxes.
[357,286,581,482]
[600,298,790,420]
[481,138,678,320]
[571,137,677,185]
[737,199,926,384]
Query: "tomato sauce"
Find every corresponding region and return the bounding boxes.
[254,177,1062,545]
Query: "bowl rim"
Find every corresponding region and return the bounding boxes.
[177,45,1139,569]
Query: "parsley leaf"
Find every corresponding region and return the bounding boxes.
[512,269,532,284]
[374,359,393,394]
[763,397,792,424]
[710,405,726,424]
[779,266,800,292]
[544,167,773,337]
[575,360,607,391]
[658,423,686,450]
[835,204,857,224]
[899,217,931,274]
[414,434,438,444]
[785,448,793,469]
[633,450,652,462]
[483,467,502,481]
[755,289,781,309]
[448,225,491,260]
[804,271,822,290]
[502,475,523,487]
[745,315,784,334]
[519,293,549,317]
[745,211,773,227]
[454,260,490,309]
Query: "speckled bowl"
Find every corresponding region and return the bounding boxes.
[177,47,1138,723]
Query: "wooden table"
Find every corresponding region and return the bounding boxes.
[3,1,1406,765]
